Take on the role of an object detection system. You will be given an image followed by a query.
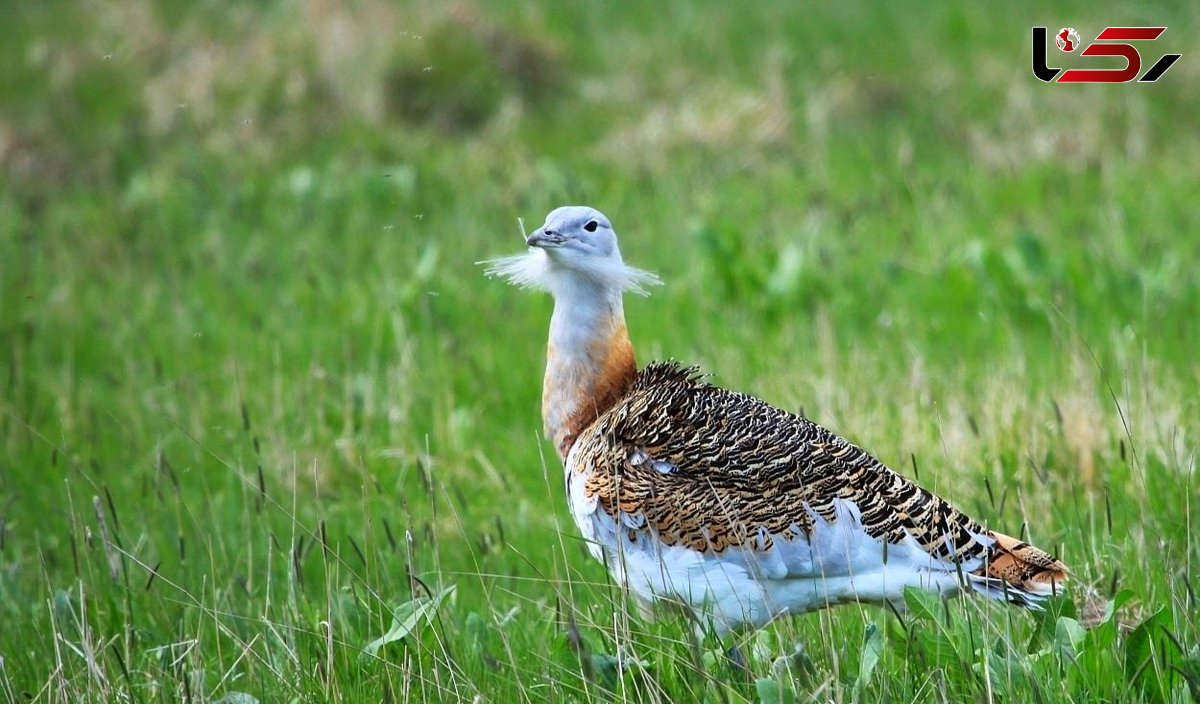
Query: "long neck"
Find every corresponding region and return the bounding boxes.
[542,282,637,461]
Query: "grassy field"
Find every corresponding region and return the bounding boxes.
[2,1,1199,702]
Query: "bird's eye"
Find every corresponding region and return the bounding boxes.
[583,220,598,233]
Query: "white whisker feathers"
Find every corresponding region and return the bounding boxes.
[482,249,661,296]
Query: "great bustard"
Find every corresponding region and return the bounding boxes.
[487,205,1067,635]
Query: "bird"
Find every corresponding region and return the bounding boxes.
[485,205,1068,637]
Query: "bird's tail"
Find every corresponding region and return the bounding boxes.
[966,531,1069,608]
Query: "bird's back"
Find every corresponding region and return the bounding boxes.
[565,361,1066,632]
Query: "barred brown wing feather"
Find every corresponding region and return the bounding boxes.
[576,361,994,566]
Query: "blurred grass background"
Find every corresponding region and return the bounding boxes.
[1,1,1198,702]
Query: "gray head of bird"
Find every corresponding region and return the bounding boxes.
[483,205,661,298]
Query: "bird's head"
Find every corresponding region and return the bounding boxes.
[526,206,621,266]
[484,206,660,298]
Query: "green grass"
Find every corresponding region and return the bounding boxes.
[2,1,1199,701]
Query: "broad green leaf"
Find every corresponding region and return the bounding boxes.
[902,586,941,622]
[772,642,815,685]
[1124,608,1175,704]
[751,628,777,662]
[1175,645,1200,702]
[755,677,796,704]
[915,631,961,669]
[1053,617,1086,660]
[855,621,884,693]
[1109,589,1136,614]
[362,584,456,658]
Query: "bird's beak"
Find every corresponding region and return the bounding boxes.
[526,229,568,248]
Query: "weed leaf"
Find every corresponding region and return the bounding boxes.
[1124,608,1175,703]
[755,676,796,704]
[362,584,456,659]
[855,621,884,693]
[903,586,940,622]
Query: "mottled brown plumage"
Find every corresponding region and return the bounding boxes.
[571,362,1067,602]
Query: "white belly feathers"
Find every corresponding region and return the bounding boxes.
[563,444,985,635]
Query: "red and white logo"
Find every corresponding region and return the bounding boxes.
[1055,28,1080,52]
[1033,26,1182,83]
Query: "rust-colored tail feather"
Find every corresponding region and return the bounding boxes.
[968,531,1069,606]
